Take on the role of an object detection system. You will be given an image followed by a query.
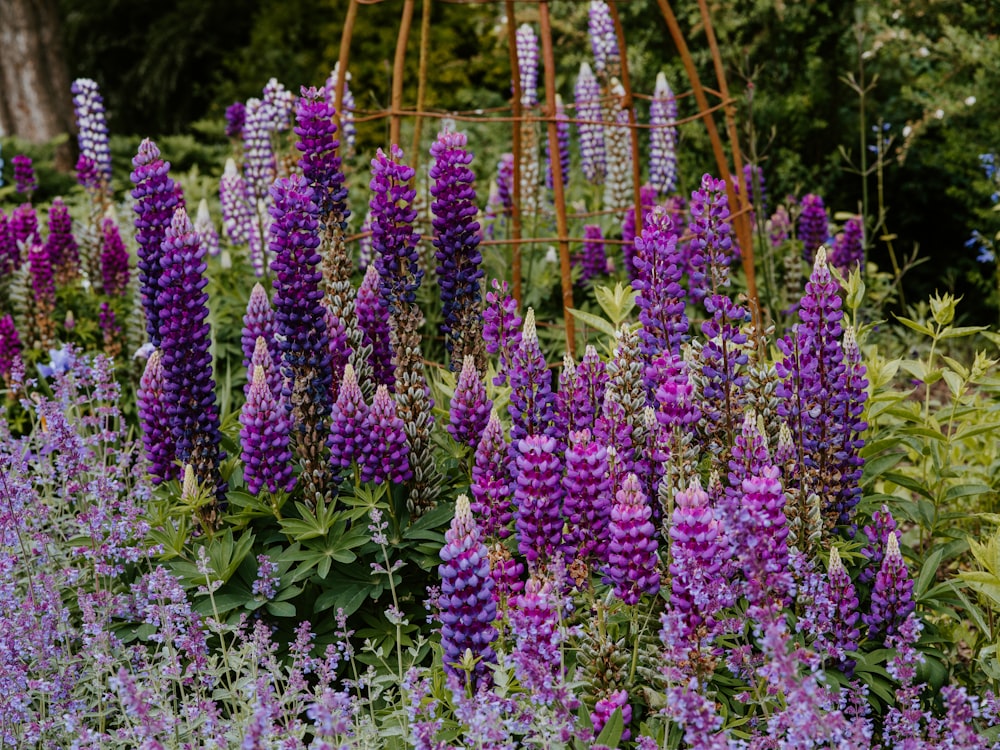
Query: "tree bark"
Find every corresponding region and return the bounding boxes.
[0,0,74,150]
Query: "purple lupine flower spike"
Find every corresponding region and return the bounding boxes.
[687,173,738,303]
[826,546,861,671]
[0,314,21,380]
[545,95,571,191]
[830,215,864,275]
[606,472,659,605]
[563,429,612,566]
[262,77,295,132]
[513,434,564,570]
[589,0,620,77]
[370,145,422,314]
[649,72,679,197]
[621,184,657,280]
[131,138,180,348]
[0,210,16,276]
[738,465,792,606]
[515,24,539,107]
[864,531,915,643]
[482,278,522,387]
[575,224,609,286]
[768,204,792,248]
[195,199,220,257]
[99,217,129,297]
[11,203,40,249]
[325,63,356,153]
[508,308,556,444]
[295,85,349,233]
[327,363,369,472]
[837,325,868,525]
[669,477,723,639]
[633,205,688,359]
[430,130,484,367]
[45,197,80,284]
[138,350,175,483]
[575,62,605,186]
[158,207,227,512]
[509,578,564,704]
[270,174,333,502]
[471,409,513,541]
[495,153,514,216]
[797,193,829,263]
[28,242,56,321]
[359,384,412,484]
[242,282,277,372]
[225,101,246,140]
[356,264,395,388]
[243,98,278,204]
[71,78,113,192]
[220,158,254,246]
[241,347,295,495]
[449,355,492,449]
[592,690,632,743]
[576,344,608,434]
[12,155,37,196]
[437,494,497,686]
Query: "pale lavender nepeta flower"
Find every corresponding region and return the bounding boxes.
[797,193,829,262]
[563,428,611,565]
[483,278,522,387]
[830,215,864,274]
[220,158,254,246]
[356,264,395,388]
[513,434,564,569]
[649,72,679,197]
[449,355,492,449]
[370,145,422,314]
[195,199,220,257]
[575,62,606,185]
[158,207,226,502]
[508,308,556,443]
[606,472,659,605]
[131,138,180,348]
[515,24,539,107]
[138,349,175,483]
[592,690,631,742]
[588,0,620,76]
[545,95,571,191]
[359,384,412,484]
[240,348,295,495]
[328,363,369,471]
[575,223,609,287]
[71,78,112,188]
[437,494,497,686]
[12,154,36,195]
[430,130,484,364]
[243,97,278,203]
[471,410,513,541]
[633,205,688,358]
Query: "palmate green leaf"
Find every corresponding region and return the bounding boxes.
[567,307,617,338]
[957,572,1000,608]
[969,533,1000,578]
[593,282,637,327]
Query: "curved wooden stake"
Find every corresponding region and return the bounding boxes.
[410,0,433,172]
[505,0,524,306]
[655,0,759,309]
[390,0,416,148]
[333,0,359,135]
[538,0,575,357]
[608,0,644,247]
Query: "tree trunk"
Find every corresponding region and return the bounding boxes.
[0,0,74,152]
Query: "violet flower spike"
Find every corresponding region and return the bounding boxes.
[515,24,539,107]
[12,154,37,196]
[219,158,254,247]
[0,210,16,276]
[509,578,565,705]
[512,434,565,570]
[370,145,422,314]
[131,138,180,348]
[240,350,295,495]
[295,86,349,233]
[99,217,129,297]
[45,197,80,283]
[482,278,522,387]
[430,130,484,366]
[575,224,609,287]
[0,314,22,379]
[563,429,612,565]
[633,205,688,359]
[158,207,227,506]
[195,199,220,257]
[359,384,412,485]
[11,202,40,249]
[137,350,176,483]
[669,477,724,639]
[606,472,659,605]
[575,62,606,186]
[243,98,278,203]
[621,184,657,281]
[649,72,679,197]
[437,494,497,687]
[508,309,557,447]
[327,363,370,472]
[545,95,571,191]
[356,264,395,388]
[588,0,620,77]
[471,409,514,541]
[449,355,492,449]
[71,78,113,189]
[830,214,864,275]
[797,193,829,263]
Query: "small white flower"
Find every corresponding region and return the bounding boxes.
[965,96,977,106]
[935,109,944,119]
[903,125,913,138]
[918,46,930,57]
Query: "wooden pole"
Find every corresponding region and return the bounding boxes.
[538,0,575,357]
[410,0,433,171]
[333,0,358,135]
[607,0,644,247]
[390,0,416,148]
[505,0,524,306]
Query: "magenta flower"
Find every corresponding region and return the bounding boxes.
[225,101,246,139]
[509,578,565,705]
[0,314,22,378]
[359,384,412,485]
[592,690,632,742]
[0,210,16,275]
[508,309,556,444]
[606,472,659,605]
[437,495,497,686]
[355,264,395,388]
[327,363,369,472]
[563,429,612,565]
[797,193,829,262]
[100,218,129,297]
[633,205,688,358]
[12,154,37,196]
[669,478,725,639]
[512,434,564,569]
[11,202,40,249]
[470,410,513,541]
